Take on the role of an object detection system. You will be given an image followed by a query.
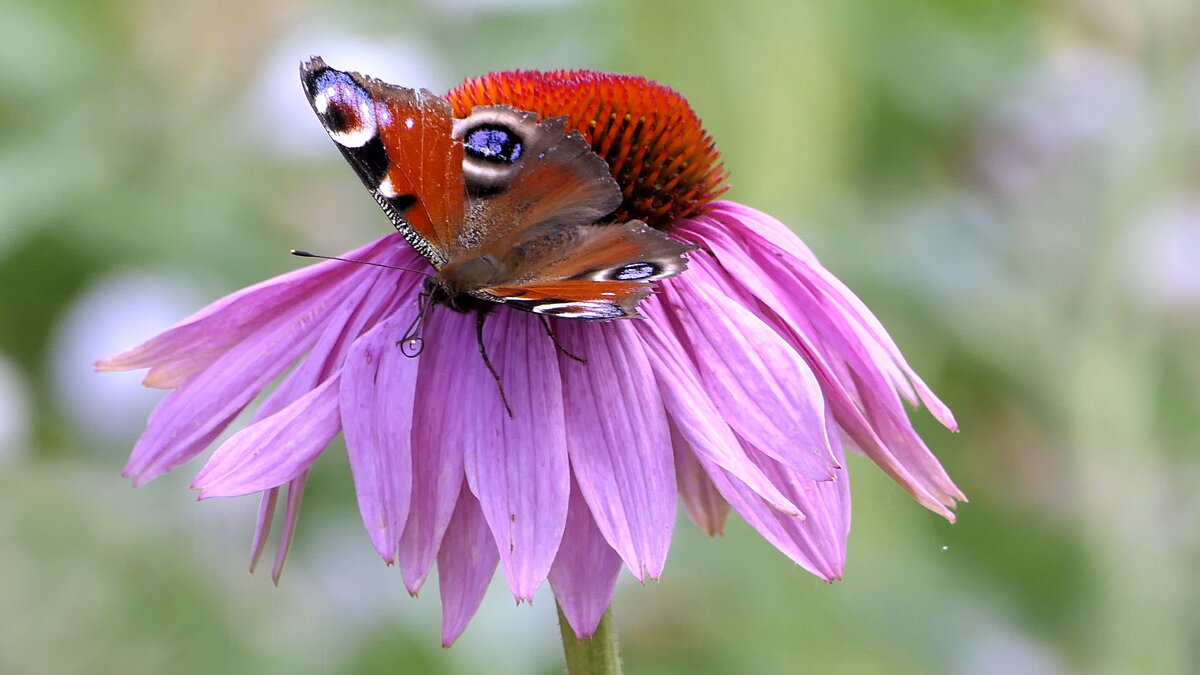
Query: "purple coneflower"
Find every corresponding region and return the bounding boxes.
[97,69,962,646]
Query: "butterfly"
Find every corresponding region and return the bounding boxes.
[299,56,697,326]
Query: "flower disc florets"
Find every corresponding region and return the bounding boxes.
[448,70,729,227]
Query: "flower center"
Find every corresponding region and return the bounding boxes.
[447,70,728,228]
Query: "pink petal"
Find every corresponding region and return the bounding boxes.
[694,442,850,581]
[192,374,341,497]
[460,309,570,602]
[634,304,800,516]
[671,423,731,536]
[340,311,423,564]
[677,215,963,513]
[397,311,473,594]
[438,484,499,647]
[121,272,362,485]
[272,474,307,584]
[556,320,674,582]
[97,235,406,386]
[699,205,957,429]
[249,488,279,573]
[548,477,623,639]
[256,261,418,422]
[657,264,838,482]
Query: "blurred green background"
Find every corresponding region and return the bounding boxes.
[3,0,1198,673]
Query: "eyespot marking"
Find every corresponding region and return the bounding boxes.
[613,262,658,281]
[309,69,376,148]
[463,125,523,164]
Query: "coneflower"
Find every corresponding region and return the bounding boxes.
[98,65,962,653]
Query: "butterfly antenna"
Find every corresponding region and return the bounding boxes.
[476,311,514,418]
[290,250,433,278]
[398,290,433,357]
[538,315,585,363]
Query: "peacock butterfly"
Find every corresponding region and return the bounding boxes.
[299,56,697,324]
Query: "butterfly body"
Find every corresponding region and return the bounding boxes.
[300,57,696,321]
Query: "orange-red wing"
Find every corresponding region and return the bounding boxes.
[301,57,464,266]
[372,85,465,258]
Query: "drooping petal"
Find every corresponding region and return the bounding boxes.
[397,311,473,594]
[671,422,731,536]
[97,235,407,387]
[272,474,307,584]
[192,374,341,497]
[556,320,674,582]
[676,214,964,514]
[692,441,850,581]
[438,483,500,647]
[340,310,422,564]
[706,202,955,429]
[635,304,800,516]
[655,263,838,482]
[460,309,570,601]
[120,269,369,485]
[249,488,279,573]
[548,477,623,639]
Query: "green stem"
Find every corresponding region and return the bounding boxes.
[557,604,623,675]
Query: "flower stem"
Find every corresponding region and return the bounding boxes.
[557,604,623,675]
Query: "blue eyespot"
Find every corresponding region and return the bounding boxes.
[463,125,523,164]
[310,69,374,135]
[614,262,658,281]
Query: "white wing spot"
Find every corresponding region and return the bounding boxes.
[329,125,375,148]
[313,90,331,114]
[533,301,624,319]
[405,117,415,129]
[377,175,397,198]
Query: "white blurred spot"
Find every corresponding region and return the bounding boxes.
[241,32,451,158]
[1125,198,1200,310]
[958,625,1066,675]
[50,269,211,447]
[973,47,1144,197]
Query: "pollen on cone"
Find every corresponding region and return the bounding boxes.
[447,70,729,228]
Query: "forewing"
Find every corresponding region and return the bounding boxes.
[301,56,463,266]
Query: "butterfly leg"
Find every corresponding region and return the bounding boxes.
[397,290,433,357]
[538,315,585,363]
[476,310,514,418]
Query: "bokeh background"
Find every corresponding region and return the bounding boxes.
[3,0,1198,673]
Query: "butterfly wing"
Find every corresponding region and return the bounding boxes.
[435,106,697,319]
[478,220,699,319]
[302,62,699,319]
[300,57,463,266]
